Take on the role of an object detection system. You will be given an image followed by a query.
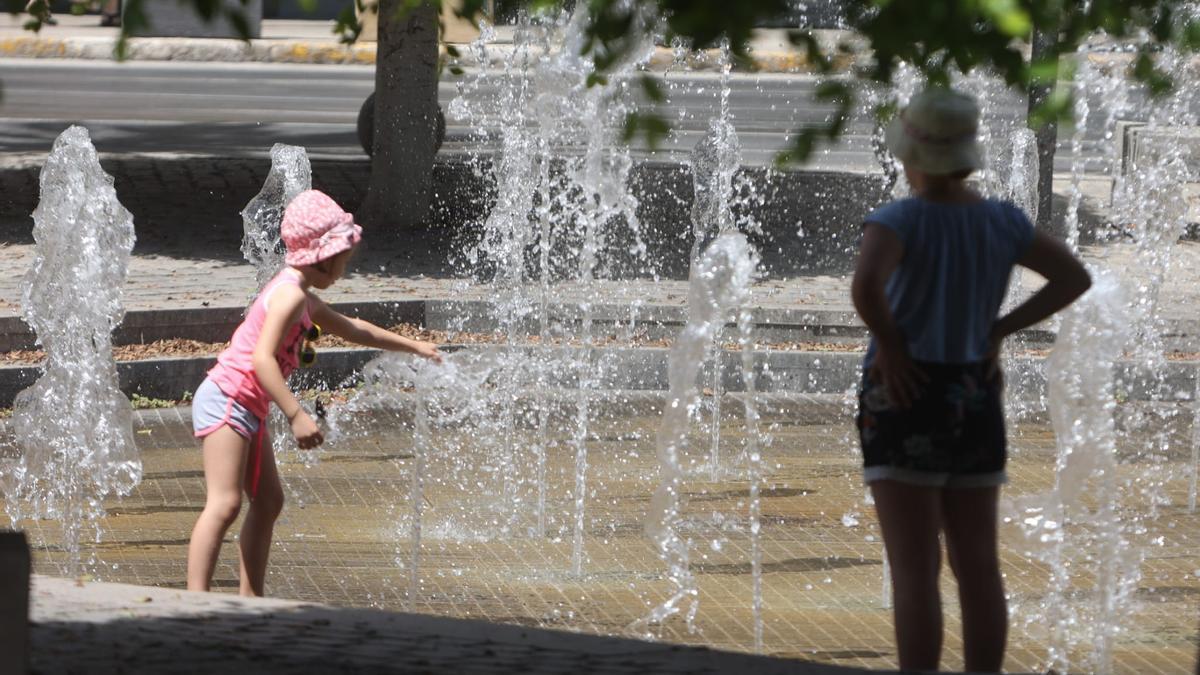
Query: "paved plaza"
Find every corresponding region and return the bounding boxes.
[2,134,1200,675]
[27,575,857,674]
[4,402,1200,673]
[3,21,1200,669]
[2,153,1200,327]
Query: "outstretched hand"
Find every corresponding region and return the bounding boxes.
[413,341,443,364]
[291,410,324,450]
[870,342,928,409]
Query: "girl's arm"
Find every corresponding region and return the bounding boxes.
[851,223,926,408]
[310,299,443,363]
[991,232,1092,343]
[253,284,323,449]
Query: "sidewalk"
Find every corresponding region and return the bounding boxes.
[27,575,870,674]
[0,154,864,321]
[3,152,1199,331]
[0,14,833,70]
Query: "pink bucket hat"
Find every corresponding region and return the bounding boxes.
[281,190,363,267]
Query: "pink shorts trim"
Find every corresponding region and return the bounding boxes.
[191,377,269,498]
[194,396,253,440]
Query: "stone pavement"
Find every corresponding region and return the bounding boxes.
[11,402,1199,674]
[5,14,1195,74]
[4,41,1200,672]
[2,151,1200,334]
[0,14,832,70]
[28,575,865,674]
[0,153,871,320]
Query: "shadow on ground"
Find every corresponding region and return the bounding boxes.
[31,602,876,674]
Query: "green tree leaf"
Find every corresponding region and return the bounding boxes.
[639,74,665,103]
[982,0,1032,37]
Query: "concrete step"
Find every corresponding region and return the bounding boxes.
[0,297,1083,354]
[3,342,1197,410]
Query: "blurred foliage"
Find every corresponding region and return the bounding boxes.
[8,0,1199,162]
[448,0,1200,163]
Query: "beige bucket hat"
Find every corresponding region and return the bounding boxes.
[885,87,985,175]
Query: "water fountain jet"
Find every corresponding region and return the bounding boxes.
[0,125,140,576]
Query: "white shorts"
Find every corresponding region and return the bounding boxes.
[192,377,261,441]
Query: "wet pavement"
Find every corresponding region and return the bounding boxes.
[5,403,1200,673]
[3,93,1200,675]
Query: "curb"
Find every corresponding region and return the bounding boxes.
[151,390,858,433]
[3,33,1194,73]
[0,347,377,408]
[3,343,1197,410]
[0,35,376,65]
[2,296,1070,364]
[0,300,425,352]
[0,35,834,71]
[0,298,875,352]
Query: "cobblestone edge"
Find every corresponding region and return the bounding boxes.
[0,35,826,70]
[2,34,1189,74]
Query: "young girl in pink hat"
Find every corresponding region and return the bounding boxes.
[853,88,1091,672]
[186,189,442,596]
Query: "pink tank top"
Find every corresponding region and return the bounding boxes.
[208,269,313,419]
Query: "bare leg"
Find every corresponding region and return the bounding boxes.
[187,426,249,591]
[870,479,945,672]
[238,437,284,597]
[943,485,1006,673]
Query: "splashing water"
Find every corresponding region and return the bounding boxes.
[240,143,311,290]
[337,351,500,606]
[0,126,140,576]
[637,232,758,635]
[238,144,321,491]
[693,116,742,481]
[1010,30,1198,670]
[689,41,744,482]
[329,348,539,605]
[691,116,742,261]
[689,45,740,265]
[994,127,1043,420]
[1014,270,1137,675]
[306,5,1200,663]
[1098,44,1197,544]
[736,304,765,652]
[447,4,658,575]
[1110,138,1191,359]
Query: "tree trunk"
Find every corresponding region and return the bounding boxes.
[356,0,439,230]
[1027,22,1059,232]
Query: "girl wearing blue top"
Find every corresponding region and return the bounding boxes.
[852,88,1091,673]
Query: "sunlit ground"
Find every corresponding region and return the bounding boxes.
[4,398,1199,674]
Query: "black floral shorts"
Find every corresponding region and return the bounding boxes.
[856,360,1007,488]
